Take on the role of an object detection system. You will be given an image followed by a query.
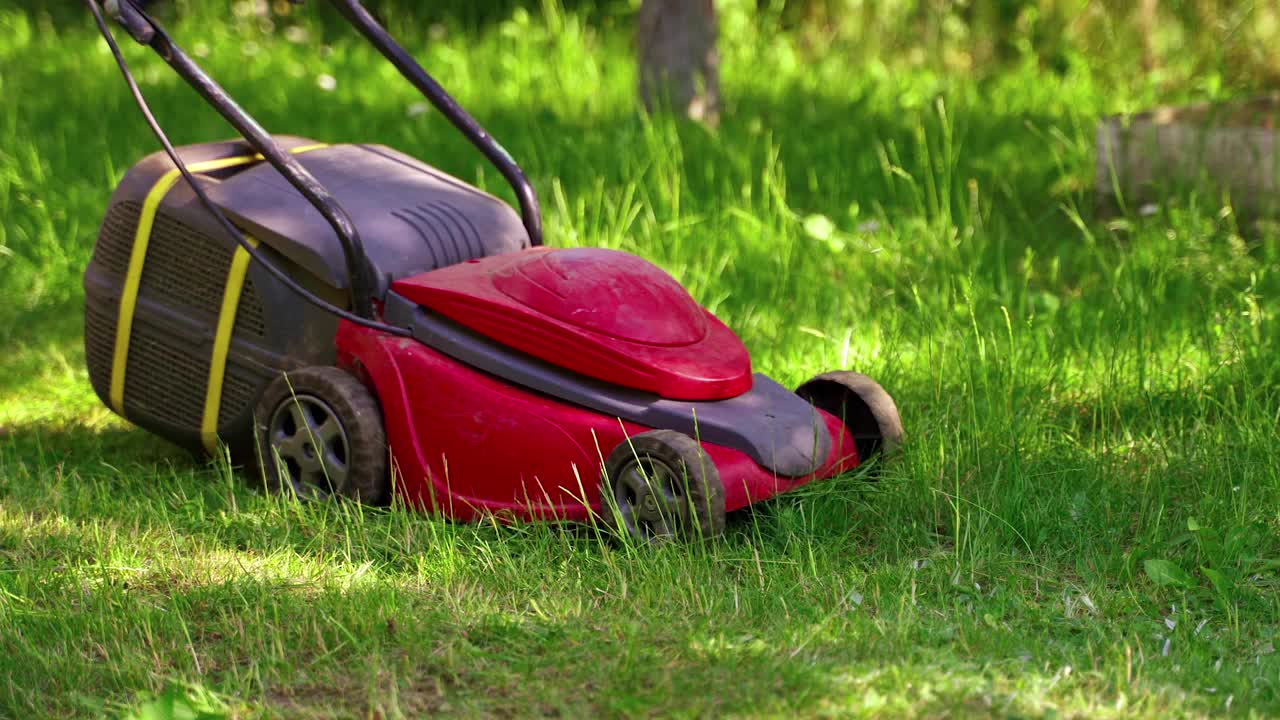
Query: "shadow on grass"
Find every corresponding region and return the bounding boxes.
[3,461,1265,718]
[0,422,888,716]
[1,421,187,471]
[1,514,1100,719]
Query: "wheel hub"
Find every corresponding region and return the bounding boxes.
[613,456,687,541]
[267,394,350,498]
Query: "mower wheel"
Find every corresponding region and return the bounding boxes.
[253,366,389,505]
[796,371,904,466]
[600,430,726,543]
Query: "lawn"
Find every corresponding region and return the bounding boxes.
[1,2,1278,718]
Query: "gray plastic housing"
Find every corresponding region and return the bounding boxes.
[203,144,531,294]
[84,136,526,459]
[84,137,350,457]
[384,292,833,477]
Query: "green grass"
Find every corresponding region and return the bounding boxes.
[2,3,1279,718]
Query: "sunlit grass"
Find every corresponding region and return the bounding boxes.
[1,2,1278,718]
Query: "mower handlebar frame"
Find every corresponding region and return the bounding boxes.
[145,21,382,318]
[103,0,545,323]
[331,0,544,249]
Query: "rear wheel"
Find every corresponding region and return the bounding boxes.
[600,430,725,542]
[796,371,904,467]
[253,366,390,504]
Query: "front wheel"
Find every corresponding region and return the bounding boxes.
[796,371,904,468]
[600,430,725,543]
[253,366,390,504]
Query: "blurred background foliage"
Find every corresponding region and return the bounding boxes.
[25,0,1280,98]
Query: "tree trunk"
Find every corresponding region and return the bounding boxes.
[637,0,721,125]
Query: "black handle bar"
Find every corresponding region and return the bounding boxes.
[331,0,544,248]
[104,0,154,43]
[99,0,545,322]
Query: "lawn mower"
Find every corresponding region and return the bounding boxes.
[84,0,904,541]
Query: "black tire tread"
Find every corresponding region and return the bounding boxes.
[601,429,726,542]
[253,366,389,505]
[797,371,904,462]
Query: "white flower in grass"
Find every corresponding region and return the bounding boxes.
[317,74,337,92]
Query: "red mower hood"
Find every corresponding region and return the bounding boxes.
[391,247,753,400]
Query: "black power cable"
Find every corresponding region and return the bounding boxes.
[85,0,412,338]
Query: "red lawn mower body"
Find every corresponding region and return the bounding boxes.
[336,247,861,522]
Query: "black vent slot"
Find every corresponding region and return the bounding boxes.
[218,362,261,429]
[89,204,269,440]
[137,212,235,325]
[123,316,209,431]
[391,199,484,269]
[93,201,143,276]
[84,300,117,403]
[234,278,267,339]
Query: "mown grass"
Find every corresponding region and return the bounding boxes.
[2,2,1278,718]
